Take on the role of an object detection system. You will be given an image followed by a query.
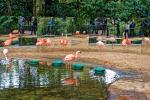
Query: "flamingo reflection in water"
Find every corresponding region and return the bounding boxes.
[62,51,81,86]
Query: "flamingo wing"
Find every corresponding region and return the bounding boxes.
[3,39,12,46]
[64,54,75,61]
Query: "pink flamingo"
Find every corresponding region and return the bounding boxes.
[96,40,105,48]
[122,32,126,48]
[46,39,52,46]
[63,51,81,85]
[2,39,13,47]
[9,33,18,39]
[62,78,79,86]
[108,37,116,48]
[36,39,44,46]
[36,38,52,46]
[60,33,68,47]
[122,32,131,48]
[125,32,131,45]
[63,51,81,70]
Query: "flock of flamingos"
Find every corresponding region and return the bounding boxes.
[1,30,150,85]
[1,30,150,67]
[1,30,150,48]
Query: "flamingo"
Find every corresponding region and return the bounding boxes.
[122,32,131,48]
[143,37,150,42]
[63,51,81,70]
[122,32,126,47]
[142,37,150,45]
[83,31,86,34]
[108,37,116,48]
[63,50,81,85]
[60,33,68,47]
[2,38,13,47]
[36,38,52,46]
[96,41,105,48]
[62,78,79,85]
[125,32,131,45]
[3,49,8,60]
[9,33,18,39]
[36,39,44,46]
[2,49,10,67]
[1,32,18,47]
[46,39,52,46]
[75,31,80,35]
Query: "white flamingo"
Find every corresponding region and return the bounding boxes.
[3,49,9,61]
[107,37,116,48]
[1,49,10,65]
[96,41,105,48]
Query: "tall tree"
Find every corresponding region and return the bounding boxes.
[5,0,12,15]
[33,0,45,16]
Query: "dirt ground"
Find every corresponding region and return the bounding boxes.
[0,35,150,100]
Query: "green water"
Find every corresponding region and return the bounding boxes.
[0,59,107,100]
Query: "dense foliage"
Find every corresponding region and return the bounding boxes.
[0,0,149,36]
[0,0,149,18]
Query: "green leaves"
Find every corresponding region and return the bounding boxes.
[0,16,18,34]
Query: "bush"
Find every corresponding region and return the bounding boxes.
[37,17,48,36]
[0,16,18,34]
[19,37,37,46]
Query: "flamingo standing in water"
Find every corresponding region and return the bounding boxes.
[63,51,81,70]
[2,49,10,67]
[96,41,105,48]
[3,49,9,61]
[60,33,68,47]
[63,51,81,85]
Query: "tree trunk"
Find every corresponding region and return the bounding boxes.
[5,0,12,15]
[33,0,36,16]
[33,0,45,16]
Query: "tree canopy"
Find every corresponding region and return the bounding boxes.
[0,0,149,19]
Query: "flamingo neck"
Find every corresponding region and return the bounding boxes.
[122,33,125,39]
[65,34,67,39]
[4,54,8,61]
[126,32,129,40]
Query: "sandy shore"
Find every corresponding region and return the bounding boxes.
[0,35,150,99]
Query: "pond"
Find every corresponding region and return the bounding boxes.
[0,58,136,100]
[0,58,108,100]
